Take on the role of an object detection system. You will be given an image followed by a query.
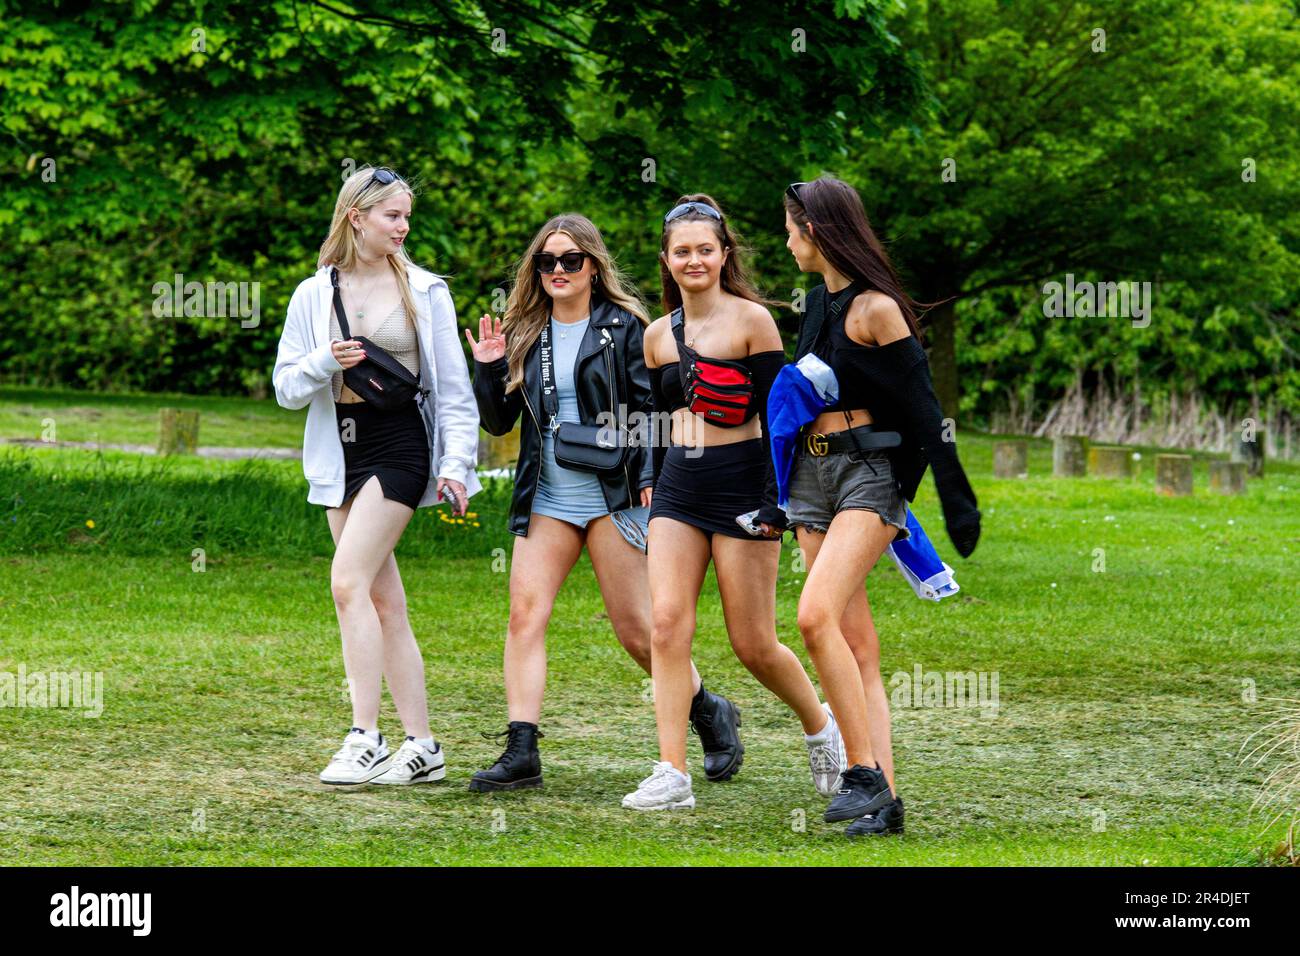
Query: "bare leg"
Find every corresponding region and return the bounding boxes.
[503,514,583,724]
[796,526,896,792]
[367,553,431,740]
[586,515,702,693]
[795,510,897,777]
[326,475,416,731]
[646,516,711,774]
[711,535,825,733]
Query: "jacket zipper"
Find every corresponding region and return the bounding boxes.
[521,381,542,433]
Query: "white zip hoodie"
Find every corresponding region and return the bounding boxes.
[272,263,482,507]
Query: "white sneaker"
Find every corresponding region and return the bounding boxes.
[621,761,695,810]
[319,729,391,785]
[372,737,447,785]
[807,703,848,796]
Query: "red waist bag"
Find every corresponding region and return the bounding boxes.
[671,308,754,426]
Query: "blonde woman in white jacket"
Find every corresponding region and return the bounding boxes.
[273,166,482,786]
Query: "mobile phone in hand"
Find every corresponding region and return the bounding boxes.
[735,509,764,537]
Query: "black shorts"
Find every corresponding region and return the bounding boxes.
[649,438,769,540]
[332,399,430,510]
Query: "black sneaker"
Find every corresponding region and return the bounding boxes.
[468,721,543,792]
[845,796,905,836]
[689,688,744,782]
[823,763,892,822]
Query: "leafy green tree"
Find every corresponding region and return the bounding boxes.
[0,0,920,394]
[840,0,1300,422]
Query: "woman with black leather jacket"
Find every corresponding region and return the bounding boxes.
[465,213,740,792]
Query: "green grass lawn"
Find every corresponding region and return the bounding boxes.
[1,392,1297,865]
[0,385,304,448]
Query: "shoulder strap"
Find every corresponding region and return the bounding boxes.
[329,268,353,341]
[809,281,863,356]
[829,282,863,320]
[794,286,826,359]
[538,318,558,426]
[669,307,695,358]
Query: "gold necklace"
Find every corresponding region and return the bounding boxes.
[684,300,721,348]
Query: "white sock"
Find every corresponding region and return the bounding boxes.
[410,736,437,751]
[353,727,381,745]
[804,715,832,744]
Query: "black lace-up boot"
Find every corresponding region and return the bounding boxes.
[689,686,744,782]
[468,721,543,792]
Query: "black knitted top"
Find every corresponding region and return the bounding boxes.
[795,283,981,557]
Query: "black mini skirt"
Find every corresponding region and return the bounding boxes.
[333,399,430,510]
[649,438,769,540]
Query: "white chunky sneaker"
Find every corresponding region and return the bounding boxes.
[319,728,391,785]
[621,761,695,811]
[806,703,848,796]
[372,737,447,785]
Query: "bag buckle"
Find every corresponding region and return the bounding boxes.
[805,433,829,456]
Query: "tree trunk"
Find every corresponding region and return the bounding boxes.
[927,298,959,421]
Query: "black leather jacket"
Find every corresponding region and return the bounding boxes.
[473,296,655,536]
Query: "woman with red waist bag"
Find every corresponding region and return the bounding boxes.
[783,176,981,837]
[621,194,847,812]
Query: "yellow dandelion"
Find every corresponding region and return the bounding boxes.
[85,519,95,529]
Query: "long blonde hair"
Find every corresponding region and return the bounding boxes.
[502,214,648,394]
[317,165,423,322]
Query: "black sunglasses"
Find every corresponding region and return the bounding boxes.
[533,251,591,274]
[786,181,808,204]
[359,167,399,197]
[663,201,723,224]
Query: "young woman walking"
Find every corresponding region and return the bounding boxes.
[621,194,847,811]
[782,176,980,836]
[466,214,742,791]
[272,165,481,786]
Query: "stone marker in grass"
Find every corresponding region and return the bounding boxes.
[158,408,199,456]
[1209,460,1247,495]
[479,426,521,470]
[1231,430,1265,478]
[1088,445,1132,478]
[1155,454,1193,496]
[1053,435,1087,477]
[994,440,1028,478]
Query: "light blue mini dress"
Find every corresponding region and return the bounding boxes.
[531,316,650,550]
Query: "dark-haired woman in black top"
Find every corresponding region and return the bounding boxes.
[621,194,846,812]
[782,176,980,837]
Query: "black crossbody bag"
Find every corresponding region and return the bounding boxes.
[330,267,429,410]
[539,318,629,474]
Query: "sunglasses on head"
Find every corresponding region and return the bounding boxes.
[533,251,591,274]
[358,167,399,198]
[664,201,723,224]
[786,182,808,204]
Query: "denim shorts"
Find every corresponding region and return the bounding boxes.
[785,448,910,540]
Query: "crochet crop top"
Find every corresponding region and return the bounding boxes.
[330,301,420,401]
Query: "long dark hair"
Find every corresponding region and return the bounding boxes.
[659,193,779,315]
[784,176,925,344]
